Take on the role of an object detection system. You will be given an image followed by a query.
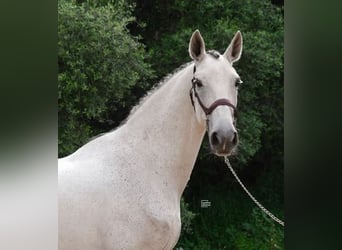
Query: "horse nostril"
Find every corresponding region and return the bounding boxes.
[211,132,220,146]
[232,132,238,145]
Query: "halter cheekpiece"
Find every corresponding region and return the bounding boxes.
[189,65,238,123]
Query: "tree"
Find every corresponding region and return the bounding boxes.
[58,0,153,156]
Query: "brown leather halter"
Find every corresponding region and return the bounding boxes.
[189,65,238,123]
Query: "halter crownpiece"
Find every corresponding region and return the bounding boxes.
[189,65,238,120]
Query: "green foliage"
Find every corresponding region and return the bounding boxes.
[180,198,197,235]
[229,208,284,250]
[176,174,284,249]
[58,0,152,156]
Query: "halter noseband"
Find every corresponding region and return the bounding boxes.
[189,65,238,122]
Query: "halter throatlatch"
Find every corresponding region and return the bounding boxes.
[189,65,238,124]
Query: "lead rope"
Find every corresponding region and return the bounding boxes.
[224,156,284,227]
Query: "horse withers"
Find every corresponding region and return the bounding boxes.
[59,30,243,250]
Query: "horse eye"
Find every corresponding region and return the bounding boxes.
[196,80,203,87]
[235,78,243,87]
[193,79,203,87]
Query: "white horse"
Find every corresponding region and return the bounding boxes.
[59,30,243,250]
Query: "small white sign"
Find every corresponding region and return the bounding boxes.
[200,199,211,208]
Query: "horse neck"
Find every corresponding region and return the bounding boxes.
[126,64,206,197]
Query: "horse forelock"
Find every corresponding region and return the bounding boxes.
[207,50,221,59]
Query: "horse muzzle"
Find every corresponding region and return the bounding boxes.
[209,128,238,156]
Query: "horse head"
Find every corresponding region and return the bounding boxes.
[189,30,243,156]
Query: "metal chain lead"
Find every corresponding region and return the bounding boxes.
[224,156,284,227]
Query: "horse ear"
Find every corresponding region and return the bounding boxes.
[189,30,206,61]
[224,31,243,64]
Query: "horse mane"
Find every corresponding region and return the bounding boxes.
[127,51,220,121]
[87,52,220,143]
[125,61,194,122]
[86,61,194,143]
